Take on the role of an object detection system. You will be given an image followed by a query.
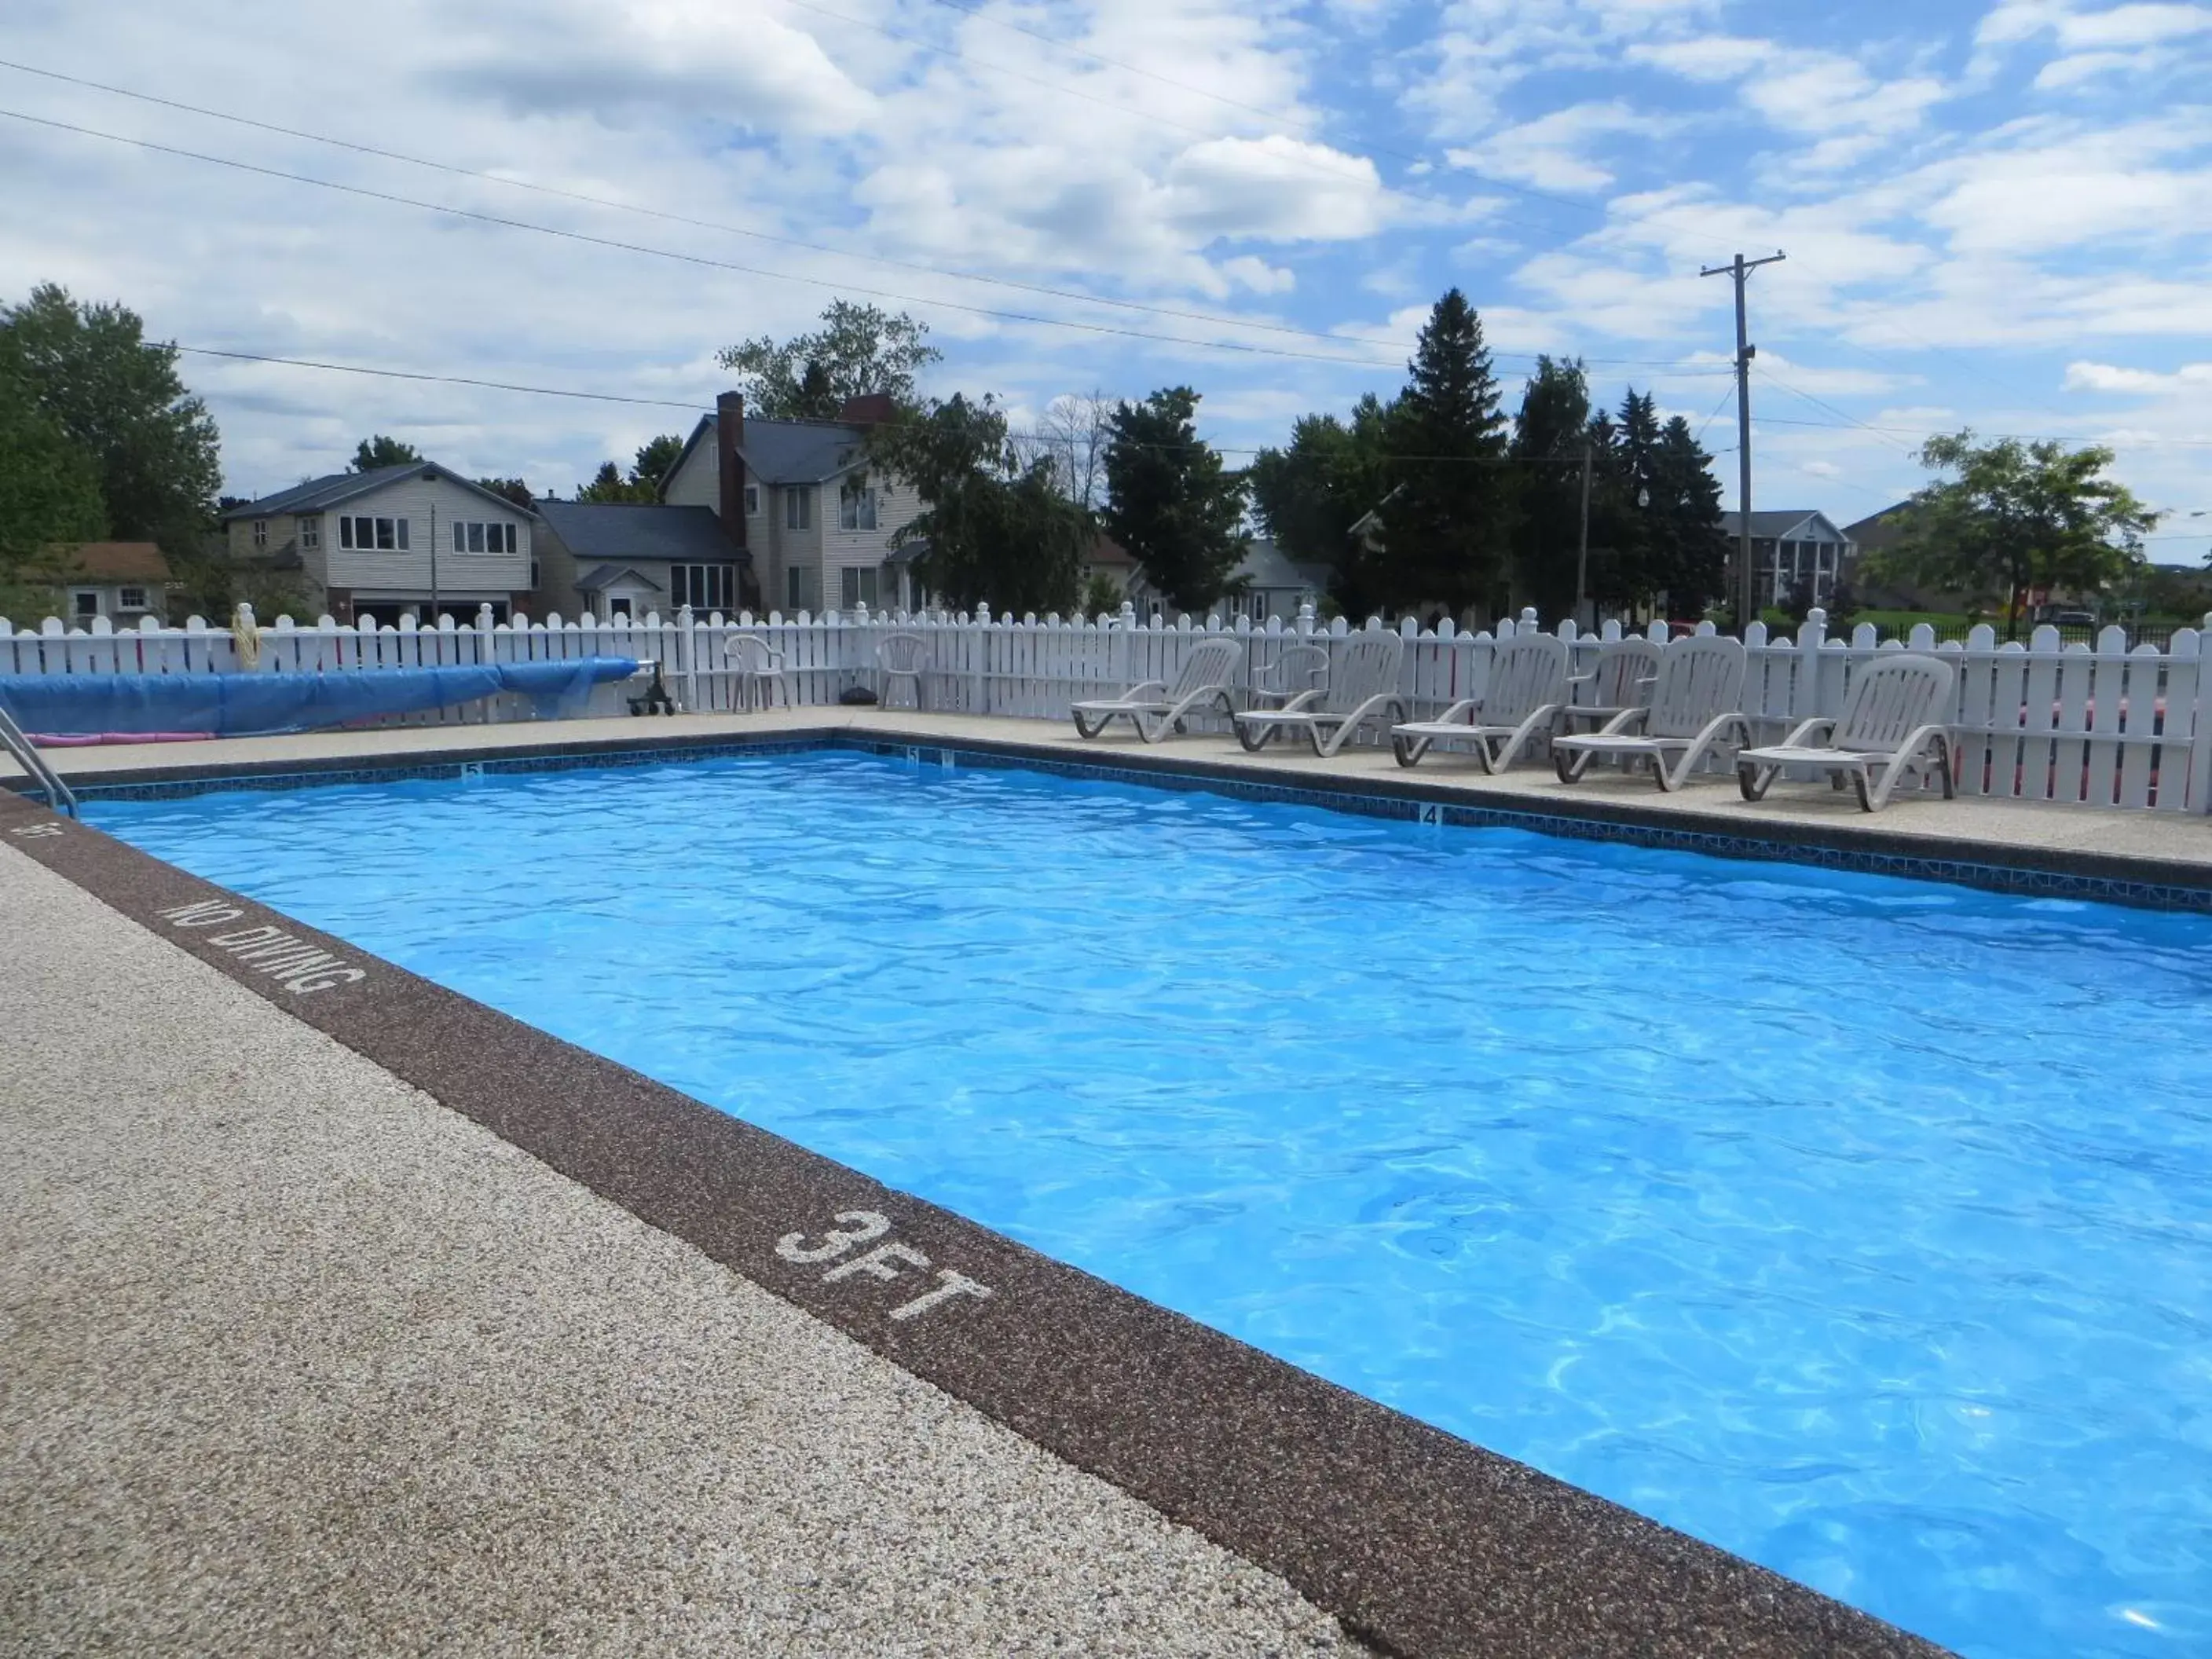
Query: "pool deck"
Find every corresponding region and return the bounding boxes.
[0,709,2075,1657]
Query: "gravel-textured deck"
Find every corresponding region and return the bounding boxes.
[0,840,1361,1657]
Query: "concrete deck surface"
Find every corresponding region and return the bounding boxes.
[9,705,2207,870]
[0,841,1358,1657]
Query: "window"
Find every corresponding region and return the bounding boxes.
[452,521,515,554]
[71,590,98,618]
[119,586,148,610]
[839,482,877,531]
[786,566,818,610]
[672,563,738,611]
[251,519,267,549]
[838,566,879,609]
[344,515,405,551]
[298,515,320,551]
[743,485,760,516]
[529,558,541,589]
[785,487,811,531]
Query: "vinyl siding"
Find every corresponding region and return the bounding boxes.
[662,441,718,511]
[319,475,531,595]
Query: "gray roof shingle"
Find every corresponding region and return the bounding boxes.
[222,462,536,521]
[537,501,749,566]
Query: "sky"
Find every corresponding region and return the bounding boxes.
[2,0,2208,558]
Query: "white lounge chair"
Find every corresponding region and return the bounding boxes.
[1071,637,1240,742]
[1736,652,1957,811]
[1232,632,1405,757]
[1553,635,1749,791]
[1390,633,1569,771]
[1564,636,1662,731]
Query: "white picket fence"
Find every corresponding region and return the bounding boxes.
[8,600,2212,813]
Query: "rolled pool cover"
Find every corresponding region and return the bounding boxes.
[0,658,640,739]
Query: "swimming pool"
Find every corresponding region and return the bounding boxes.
[90,749,2212,1659]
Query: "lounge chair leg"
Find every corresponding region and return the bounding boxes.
[1738,763,1777,802]
[1553,748,1584,784]
[1236,723,1271,753]
[1854,768,1878,812]
[1393,734,1428,767]
[1073,710,1107,739]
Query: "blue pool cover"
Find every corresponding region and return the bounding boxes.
[0,658,638,737]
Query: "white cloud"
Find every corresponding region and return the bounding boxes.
[2065,359,2212,392]
[1164,137,1391,241]
[1450,101,1671,191]
[1219,255,1297,294]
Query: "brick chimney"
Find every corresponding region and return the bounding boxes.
[837,392,895,427]
[716,390,748,551]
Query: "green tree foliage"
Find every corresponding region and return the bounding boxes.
[573,434,686,503]
[1376,289,1511,617]
[1247,396,1393,569]
[867,394,1086,615]
[1102,387,1247,614]
[1869,430,2158,637]
[632,433,684,488]
[1506,356,1590,621]
[1580,396,1726,621]
[474,476,535,507]
[0,368,107,598]
[350,435,423,471]
[718,301,940,420]
[0,284,220,569]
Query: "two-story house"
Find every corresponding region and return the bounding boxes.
[219,463,537,626]
[1720,510,1855,611]
[657,392,925,615]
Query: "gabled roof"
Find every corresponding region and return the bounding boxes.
[55,541,171,583]
[664,412,875,495]
[1232,539,1317,591]
[1719,510,1848,542]
[221,462,534,521]
[536,501,749,566]
[574,562,665,593]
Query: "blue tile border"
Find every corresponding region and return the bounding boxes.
[49,728,2212,914]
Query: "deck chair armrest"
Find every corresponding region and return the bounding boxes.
[1595,706,1650,737]
[1123,679,1167,700]
[1778,715,1835,748]
[1430,696,1480,723]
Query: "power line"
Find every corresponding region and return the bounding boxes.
[178,346,712,411]
[0,106,1416,371]
[1753,364,1915,456]
[0,57,1733,376]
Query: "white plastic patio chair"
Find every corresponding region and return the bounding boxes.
[724,633,790,712]
[1552,635,1749,791]
[875,631,930,710]
[1233,631,1405,757]
[1071,637,1240,742]
[1565,637,1662,731]
[1736,652,1957,812]
[1389,632,1569,771]
[1247,642,1330,711]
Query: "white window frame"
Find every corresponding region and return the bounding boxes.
[743,485,760,516]
[118,585,149,610]
[251,519,267,549]
[839,482,877,532]
[838,566,879,609]
[785,487,811,531]
[297,515,320,551]
[70,588,100,619]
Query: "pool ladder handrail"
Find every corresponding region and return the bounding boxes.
[0,701,77,818]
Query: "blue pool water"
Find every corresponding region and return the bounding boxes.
[90,751,2212,1657]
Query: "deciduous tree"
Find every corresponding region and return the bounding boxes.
[718,301,940,420]
[350,435,423,471]
[867,394,1086,615]
[1870,431,2157,638]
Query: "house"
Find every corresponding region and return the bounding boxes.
[533,501,749,621]
[219,463,536,626]
[1078,531,1140,605]
[1122,538,1330,623]
[1719,510,1855,610]
[49,542,175,625]
[657,392,925,614]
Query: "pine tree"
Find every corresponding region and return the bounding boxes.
[1376,290,1511,619]
[1506,356,1590,622]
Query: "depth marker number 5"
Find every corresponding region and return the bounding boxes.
[777,1209,994,1322]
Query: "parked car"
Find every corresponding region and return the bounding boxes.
[2049,610,2097,627]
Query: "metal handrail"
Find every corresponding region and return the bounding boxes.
[0,702,76,817]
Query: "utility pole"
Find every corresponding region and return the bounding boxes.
[1701,251,1784,635]
[1573,439,1592,628]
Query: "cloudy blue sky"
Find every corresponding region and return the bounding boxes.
[2,0,2207,554]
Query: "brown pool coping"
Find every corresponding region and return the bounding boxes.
[0,780,1949,1658]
